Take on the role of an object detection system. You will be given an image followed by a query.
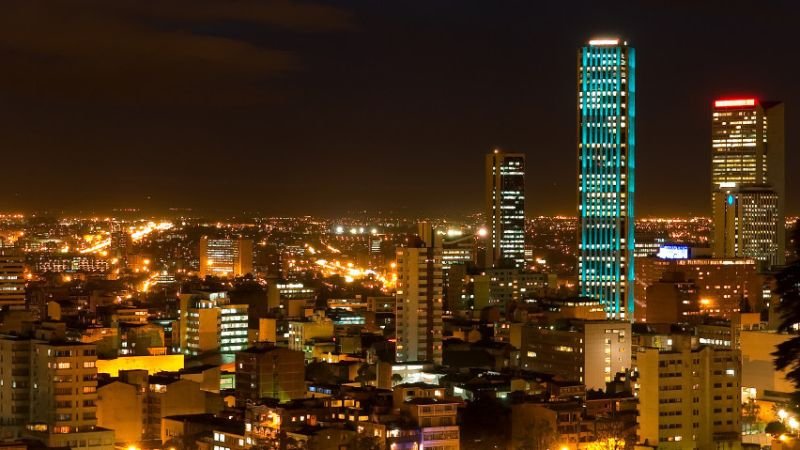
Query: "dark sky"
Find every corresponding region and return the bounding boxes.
[1,0,798,217]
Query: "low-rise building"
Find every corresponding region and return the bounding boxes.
[517,320,631,390]
[235,343,306,403]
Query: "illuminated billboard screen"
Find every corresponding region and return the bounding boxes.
[657,245,689,260]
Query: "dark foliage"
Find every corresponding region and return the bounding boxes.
[460,397,511,450]
[773,221,800,407]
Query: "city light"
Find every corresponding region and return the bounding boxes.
[130,221,173,241]
[589,38,620,46]
[78,237,111,254]
[714,98,756,108]
[0,13,792,450]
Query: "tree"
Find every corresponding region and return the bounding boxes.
[765,420,787,436]
[590,418,631,450]
[461,397,510,450]
[348,434,382,450]
[285,435,306,450]
[773,221,800,406]
[355,363,375,387]
[163,433,200,450]
[742,398,761,433]
[514,418,555,450]
[306,361,340,385]
[391,373,403,386]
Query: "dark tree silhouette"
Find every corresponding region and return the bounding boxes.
[391,373,403,386]
[306,361,341,385]
[346,434,382,450]
[461,397,510,450]
[355,363,375,387]
[773,220,800,407]
[765,420,787,436]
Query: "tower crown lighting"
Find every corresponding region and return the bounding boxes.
[714,98,756,108]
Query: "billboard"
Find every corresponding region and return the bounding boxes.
[657,244,689,260]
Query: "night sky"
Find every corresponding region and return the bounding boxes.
[1,0,798,217]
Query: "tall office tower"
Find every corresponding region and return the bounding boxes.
[485,149,526,269]
[577,38,636,319]
[395,223,443,364]
[198,237,254,278]
[713,185,781,269]
[711,98,785,267]
[0,248,25,307]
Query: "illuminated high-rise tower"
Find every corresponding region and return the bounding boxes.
[395,223,443,364]
[485,149,526,269]
[577,38,635,320]
[714,185,780,268]
[199,237,254,278]
[711,98,785,267]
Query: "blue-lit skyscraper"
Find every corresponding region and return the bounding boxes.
[577,38,635,320]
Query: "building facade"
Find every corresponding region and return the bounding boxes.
[713,185,781,269]
[711,98,785,268]
[0,336,113,450]
[636,257,762,319]
[178,292,249,356]
[235,343,306,403]
[637,344,741,449]
[287,315,334,358]
[518,320,631,390]
[199,238,254,279]
[577,38,636,320]
[485,149,526,269]
[395,227,443,364]
[0,249,25,307]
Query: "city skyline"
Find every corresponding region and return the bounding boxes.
[4,3,800,450]
[0,2,798,217]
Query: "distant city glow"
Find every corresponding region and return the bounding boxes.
[130,221,173,241]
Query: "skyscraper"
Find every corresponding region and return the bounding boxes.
[198,237,254,279]
[714,185,781,268]
[577,38,636,320]
[711,98,785,267]
[395,223,443,364]
[485,149,526,269]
